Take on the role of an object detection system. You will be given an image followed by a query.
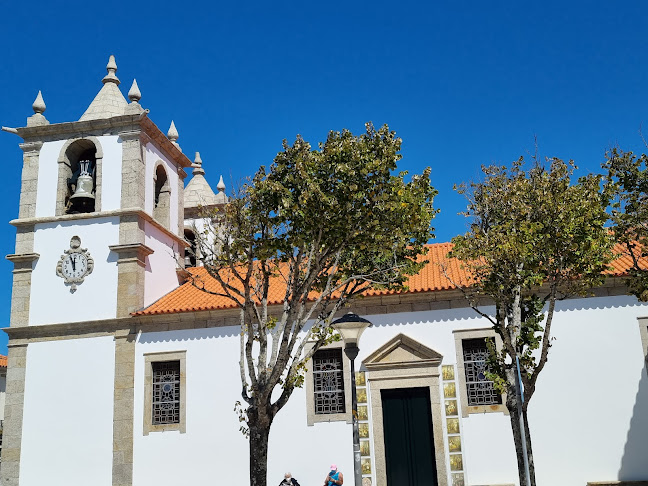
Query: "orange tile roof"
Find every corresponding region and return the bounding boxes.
[136,242,639,316]
[0,355,7,368]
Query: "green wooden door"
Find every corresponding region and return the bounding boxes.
[381,387,438,486]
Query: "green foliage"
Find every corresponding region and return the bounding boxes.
[195,122,437,437]
[452,155,613,485]
[451,156,613,392]
[604,148,648,301]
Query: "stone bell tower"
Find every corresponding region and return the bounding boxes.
[4,55,192,327]
[0,55,203,486]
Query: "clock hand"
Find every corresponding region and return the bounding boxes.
[71,255,76,271]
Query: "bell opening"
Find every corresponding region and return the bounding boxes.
[66,148,96,214]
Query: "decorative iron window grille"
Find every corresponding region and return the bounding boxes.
[462,338,502,406]
[313,349,346,414]
[152,361,181,425]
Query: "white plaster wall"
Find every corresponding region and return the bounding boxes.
[145,143,179,231]
[98,135,123,211]
[268,383,354,486]
[133,326,354,486]
[29,217,119,325]
[34,139,65,217]
[133,327,248,485]
[129,295,648,486]
[530,295,648,485]
[144,221,181,306]
[20,337,115,486]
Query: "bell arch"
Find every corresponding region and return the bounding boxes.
[153,163,171,230]
[56,137,103,215]
[183,226,198,267]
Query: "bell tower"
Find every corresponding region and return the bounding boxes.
[4,55,192,327]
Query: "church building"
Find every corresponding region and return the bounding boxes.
[1,56,647,486]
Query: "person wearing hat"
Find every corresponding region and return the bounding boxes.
[324,464,343,486]
[278,472,300,486]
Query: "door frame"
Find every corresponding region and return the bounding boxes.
[364,334,448,486]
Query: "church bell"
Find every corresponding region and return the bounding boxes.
[70,160,95,202]
[69,160,95,213]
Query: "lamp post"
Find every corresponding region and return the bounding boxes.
[331,312,372,486]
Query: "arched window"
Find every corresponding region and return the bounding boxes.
[57,139,100,215]
[184,228,197,267]
[153,164,171,229]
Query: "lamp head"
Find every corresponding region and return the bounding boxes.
[331,312,372,347]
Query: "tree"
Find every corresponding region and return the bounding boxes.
[604,148,648,301]
[449,157,613,486]
[190,123,437,486]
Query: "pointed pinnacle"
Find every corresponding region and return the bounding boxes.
[217,175,226,192]
[194,151,203,166]
[102,54,120,85]
[32,90,46,114]
[167,120,179,142]
[128,79,141,103]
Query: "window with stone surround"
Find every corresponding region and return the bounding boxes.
[313,348,346,415]
[152,361,181,425]
[304,342,352,426]
[461,338,502,407]
[143,351,186,435]
[453,328,507,417]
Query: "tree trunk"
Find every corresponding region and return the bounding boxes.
[523,406,536,484]
[248,405,273,486]
[506,381,536,486]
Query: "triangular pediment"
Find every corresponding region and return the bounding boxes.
[363,333,442,370]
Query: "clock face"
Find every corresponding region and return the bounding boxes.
[62,253,89,279]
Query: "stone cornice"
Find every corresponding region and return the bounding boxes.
[6,253,40,264]
[9,208,187,247]
[0,275,636,345]
[5,253,40,274]
[15,113,145,141]
[140,116,192,170]
[18,141,43,154]
[13,113,192,172]
[109,243,154,266]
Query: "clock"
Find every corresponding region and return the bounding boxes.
[56,236,94,292]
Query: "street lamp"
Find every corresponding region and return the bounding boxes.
[331,312,372,486]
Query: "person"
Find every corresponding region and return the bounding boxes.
[279,472,300,486]
[324,464,343,486]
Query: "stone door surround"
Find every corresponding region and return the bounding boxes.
[364,333,448,486]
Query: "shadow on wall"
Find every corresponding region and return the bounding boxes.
[138,325,239,343]
[619,363,648,480]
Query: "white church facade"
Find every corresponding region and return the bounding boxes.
[1,56,647,486]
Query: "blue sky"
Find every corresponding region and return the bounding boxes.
[1,1,647,353]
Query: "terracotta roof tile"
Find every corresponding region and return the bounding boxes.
[135,242,640,316]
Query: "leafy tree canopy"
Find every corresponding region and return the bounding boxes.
[604,148,648,301]
[450,156,613,486]
[192,122,437,486]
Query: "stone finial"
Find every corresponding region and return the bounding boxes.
[167,120,179,141]
[128,79,141,103]
[102,55,120,86]
[167,121,181,151]
[27,90,49,127]
[32,90,46,114]
[217,175,226,193]
[192,152,206,176]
